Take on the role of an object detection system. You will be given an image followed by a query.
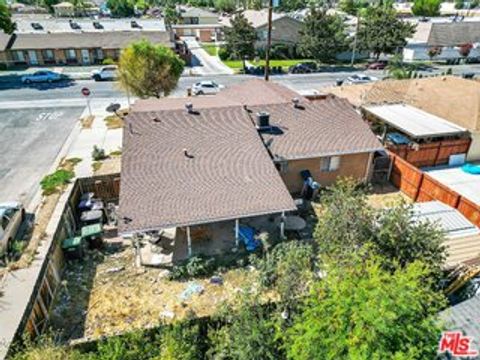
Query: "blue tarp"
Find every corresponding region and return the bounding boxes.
[462,163,480,175]
[238,225,260,252]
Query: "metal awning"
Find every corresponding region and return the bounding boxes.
[365,103,467,139]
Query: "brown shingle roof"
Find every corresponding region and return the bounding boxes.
[10,31,172,50]
[249,97,382,160]
[326,76,480,131]
[118,106,296,234]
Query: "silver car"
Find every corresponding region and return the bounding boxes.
[343,73,379,85]
[0,202,25,258]
[21,70,63,84]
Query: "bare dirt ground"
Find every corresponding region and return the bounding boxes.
[50,234,252,342]
[367,183,410,209]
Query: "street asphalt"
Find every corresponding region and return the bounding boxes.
[0,106,84,206]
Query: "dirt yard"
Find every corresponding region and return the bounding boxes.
[367,183,410,209]
[50,235,252,342]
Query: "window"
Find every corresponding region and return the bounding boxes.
[65,49,76,60]
[15,51,25,62]
[320,156,340,172]
[42,49,54,61]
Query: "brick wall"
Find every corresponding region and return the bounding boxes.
[280,152,371,193]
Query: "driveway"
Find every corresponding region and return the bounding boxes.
[0,106,84,206]
[182,37,234,76]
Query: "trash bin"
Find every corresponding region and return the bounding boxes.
[62,236,84,260]
[81,223,104,249]
[81,209,104,226]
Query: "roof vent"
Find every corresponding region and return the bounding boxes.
[152,116,161,123]
[31,22,43,30]
[93,21,103,29]
[183,148,194,159]
[131,20,142,28]
[185,102,194,114]
[69,20,81,30]
[292,97,300,108]
[256,111,270,129]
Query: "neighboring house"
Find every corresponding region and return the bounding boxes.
[120,79,382,262]
[221,10,303,50]
[0,18,173,67]
[52,2,75,17]
[328,76,480,161]
[404,20,480,62]
[178,6,219,25]
[412,201,480,268]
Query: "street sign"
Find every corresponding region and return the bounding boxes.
[81,87,91,97]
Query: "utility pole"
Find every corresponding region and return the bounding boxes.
[350,14,360,67]
[264,0,273,81]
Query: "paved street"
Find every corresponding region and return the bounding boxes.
[0,106,84,205]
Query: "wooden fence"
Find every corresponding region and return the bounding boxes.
[388,138,471,168]
[389,152,480,228]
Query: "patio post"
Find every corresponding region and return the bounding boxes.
[187,226,192,257]
[235,219,239,247]
[280,211,286,239]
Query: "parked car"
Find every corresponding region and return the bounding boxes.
[192,81,224,95]
[0,202,24,258]
[288,62,318,74]
[91,66,118,81]
[367,61,387,70]
[21,70,63,84]
[343,73,378,85]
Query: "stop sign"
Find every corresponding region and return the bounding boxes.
[81,87,90,97]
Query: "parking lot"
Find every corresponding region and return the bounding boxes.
[0,106,84,206]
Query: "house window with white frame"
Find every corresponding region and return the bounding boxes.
[65,49,76,60]
[320,156,341,172]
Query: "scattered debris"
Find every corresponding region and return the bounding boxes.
[160,310,175,320]
[105,266,125,274]
[210,275,223,285]
[180,282,204,301]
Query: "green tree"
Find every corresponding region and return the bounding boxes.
[277,0,307,11]
[224,12,256,67]
[0,1,15,34]
[411,0,441,17]
[427,46,442,60]
[214,0,236,12]
[286,254,446,360]
[163,2,179,25]
[160,322,202,360]
[118,39,184,98]
[357,3,416,59]
[208,290,281,360]
[315,178,447,275]
[106,0,135,17]
[339,0,369,15]
[455,0,464,9]
[298,7,349,64]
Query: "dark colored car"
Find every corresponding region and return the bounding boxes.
[367,61,387,70]
[288,62,318,74]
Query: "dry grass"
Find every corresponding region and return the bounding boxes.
[50,236,252,341]
[95,157,121,176]
[80,115,95,129]
[367,183,410,209]
[104,115,124,129]
[92,161,103,174]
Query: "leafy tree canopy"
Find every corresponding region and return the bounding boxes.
[118,39,184,98]
[298,7,349,64]
[338,0,369,15]
[0,1,15,34]
[286,253,446,360]
[411,0,441,17]
[224,12,256,61]
[357,3,416,59]
[214,0,236,12]
[106,0,135,17]
[315,178,447,276]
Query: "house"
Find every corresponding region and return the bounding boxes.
[172,6,222,42]
[119,80,382,262]
[327,76,480,162]
[412,201,480,268]
[403,19,480,62]
[178,6,219,25]
[0,18,173,67]
[52,2,75,17]
[221,10,303,51]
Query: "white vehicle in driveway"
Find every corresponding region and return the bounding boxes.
[0,202,24,258]
[192,80,224,95]
[21,71,63,84]
[91,65,118,81]
[343,73,379,85]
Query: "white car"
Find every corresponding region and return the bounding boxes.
[343,74,379,85]
[21,70,63,84]
[0,202,24,258]
[192,81,224,95]
[92,65,118,81]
